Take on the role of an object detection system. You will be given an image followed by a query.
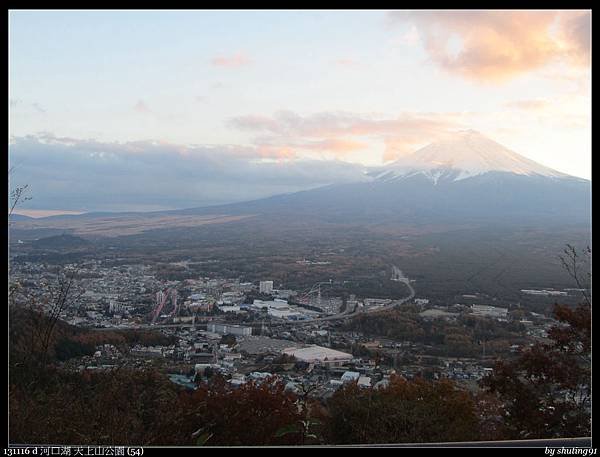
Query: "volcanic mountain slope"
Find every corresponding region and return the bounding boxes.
[175,130,590,227]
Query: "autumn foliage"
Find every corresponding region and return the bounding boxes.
[181,377,304,446]
[323,376,479,444]
[481,303,591,439]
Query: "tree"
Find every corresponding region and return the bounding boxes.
[276,380,326,444]
[481,302,590,439]
[481,245,591,439]
[8,181,31,219]
[10,368,189,446]
[219,333,237,347]
[558,244,591,307]
[184,378,304,446]
[10,266,85,386]
[323,376,479,444]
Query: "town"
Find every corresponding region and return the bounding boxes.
[9,254,569,400]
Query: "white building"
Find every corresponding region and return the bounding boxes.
[259,281,274,294]
[207,323,252,336]
[252,299,297,319]
[217,305,243,313]
[252,299,289,310]
[108,301,124,314]
[268,308,303,320]
[521,289,568,296]
[274,289,296,299]
[220,291,243,304]
[195,363,219,375]
[341,371,361,383]
[357,376,372,388]
[471,304,508,318]
[249,372,272,381]
[282,345,353,367]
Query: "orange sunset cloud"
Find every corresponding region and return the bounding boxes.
[389,10,591,83]
[211,52,252,68]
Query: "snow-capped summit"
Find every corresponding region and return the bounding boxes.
[375,130,566,184]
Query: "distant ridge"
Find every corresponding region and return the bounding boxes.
[9,213,35,221]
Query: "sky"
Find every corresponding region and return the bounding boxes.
[8,10,591,214]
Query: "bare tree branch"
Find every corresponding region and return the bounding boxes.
[9,184,32,218]
[558,244,591,307]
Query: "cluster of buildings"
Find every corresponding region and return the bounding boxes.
[9,260,165,328]
[10,253,563,402]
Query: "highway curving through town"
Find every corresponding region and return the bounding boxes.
[288,265,415,325]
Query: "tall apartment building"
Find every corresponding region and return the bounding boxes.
[259,280,273,294]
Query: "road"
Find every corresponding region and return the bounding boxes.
[284,265,415,325]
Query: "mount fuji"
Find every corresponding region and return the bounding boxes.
[371,130,568,184]
[178,130,590,227]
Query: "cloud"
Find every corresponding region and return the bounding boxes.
[230,114,282,133]
[400,25,419,46]
[9,98,21,108]
[256,145,297,161]
[503,99,550,111]
[251,137,368,161]
[229,110,465,161]
[230,110,462,138]
[335,58,360,67]
[8,134,369,212]
[134,100,151,113]
[211,52,252,68]
[304,138,367,154]
[560,11,591,66]
[388,10,591,83]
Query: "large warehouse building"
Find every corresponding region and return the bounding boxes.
[282,345,353,367]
